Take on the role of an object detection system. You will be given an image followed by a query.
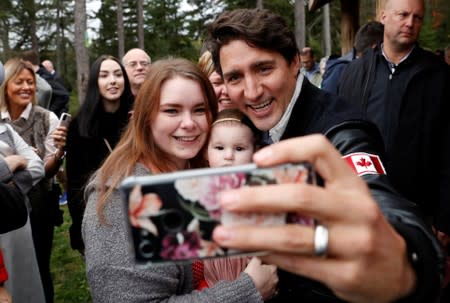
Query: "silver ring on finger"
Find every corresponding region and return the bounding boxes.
[314,224,329,257]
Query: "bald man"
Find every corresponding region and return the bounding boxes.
[122,48,151,96]
[338,0,450,249]
[42,60,54,74]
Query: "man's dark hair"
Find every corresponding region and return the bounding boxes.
[207,8,299,75]
[21,50,40,66]
[354,21,384,54]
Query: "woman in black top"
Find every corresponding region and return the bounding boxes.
[66,55,133,253]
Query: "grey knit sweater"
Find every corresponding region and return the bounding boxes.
[82,163,262,303]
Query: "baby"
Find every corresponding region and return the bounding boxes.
[203,109,276,295]
[207,108,261,168]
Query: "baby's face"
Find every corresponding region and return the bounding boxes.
[207,123,255,167]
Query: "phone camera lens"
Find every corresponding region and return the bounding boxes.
[138,239,154,258]
[161,210,184,233]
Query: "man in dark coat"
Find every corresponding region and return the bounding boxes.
[337,0,450,245]
[208,7,442,303]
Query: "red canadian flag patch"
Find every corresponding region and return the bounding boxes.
[343,152,386,176]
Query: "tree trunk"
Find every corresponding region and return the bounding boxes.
[256,0,263,8]
[322,4,331,56]
[294,0,306,50]
[74,0,89,104]
[340,0,359,55]
[137,0,144,49]
[116,0,125,59]
[28,0,39,52]
[56,0,62,72]
[0,19,11,56]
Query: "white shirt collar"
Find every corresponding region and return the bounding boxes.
[1,102,33,121]
[269,74,304,143]
[381,43,415,66]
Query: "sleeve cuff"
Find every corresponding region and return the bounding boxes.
[390,216,444,303]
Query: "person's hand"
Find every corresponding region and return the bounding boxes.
[244,257,278,301]
[0,286,12,303]
[52,126,68,150]
[213,135,416,303]
[4,155,28,172]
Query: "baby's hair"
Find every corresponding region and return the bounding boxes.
[211,109,262,147]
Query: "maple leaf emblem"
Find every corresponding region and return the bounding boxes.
[356,157,372,168]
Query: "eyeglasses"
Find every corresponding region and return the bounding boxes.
[125,61,150,69]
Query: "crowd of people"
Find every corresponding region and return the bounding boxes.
[1,0,450,302]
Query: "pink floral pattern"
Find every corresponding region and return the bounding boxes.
[129,163,314,261]
[128,185,162,236]
[175,173,246,220]
[160,231,201,260]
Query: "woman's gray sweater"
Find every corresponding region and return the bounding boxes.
[82,164,262,303]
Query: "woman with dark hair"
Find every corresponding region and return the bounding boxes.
[66,55,133,254]
[82,58,277,302]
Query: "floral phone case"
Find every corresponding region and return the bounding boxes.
[120,162,315,265]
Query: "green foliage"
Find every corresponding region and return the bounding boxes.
[420,6,440,51]
[419,0,450,51]
[220,0,257,10]
[90,0,120,58]
[185,0,223,42]
[91,0,199,61]
[143,0,198,60]
[1,0,448,97]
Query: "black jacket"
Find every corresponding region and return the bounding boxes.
[337,45,450,234]
[37,66,70,117]
[273,79,442,303]
[0,181,27,234]
[66,104,131,251]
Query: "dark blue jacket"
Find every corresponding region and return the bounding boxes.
[321,50,355,94]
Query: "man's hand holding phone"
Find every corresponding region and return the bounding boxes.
[212,135,417,303]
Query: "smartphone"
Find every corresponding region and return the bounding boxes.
[120,162,316,265]
[58,113,72,128]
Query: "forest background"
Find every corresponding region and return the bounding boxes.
[0,0,448,105]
